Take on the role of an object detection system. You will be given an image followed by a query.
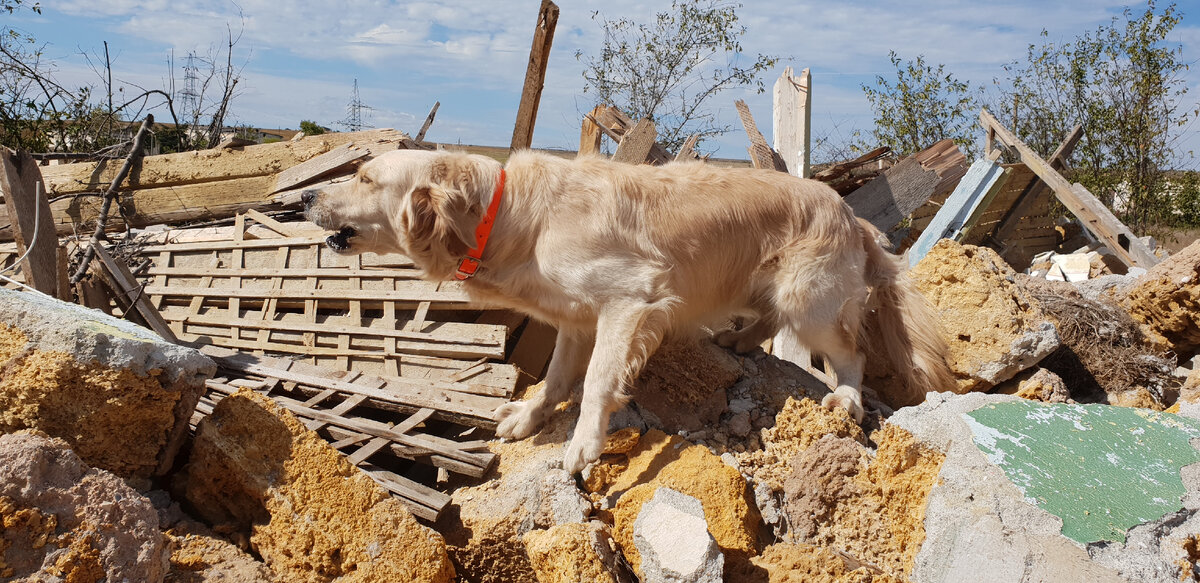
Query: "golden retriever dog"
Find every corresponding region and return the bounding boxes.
[303,148,953,473]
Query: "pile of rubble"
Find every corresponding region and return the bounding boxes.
[1,228,1199,581]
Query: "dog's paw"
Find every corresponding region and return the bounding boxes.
[494,402,542,440]
[821,387,865,423]
[562,435,604,475]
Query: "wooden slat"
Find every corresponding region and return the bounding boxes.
[93,242,178,342]
[243,209,308,238]
[163,313,505,358]
[143,284,470,304]
[578,105,604,158]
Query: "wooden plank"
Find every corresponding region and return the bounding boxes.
[908,158,1011,266]
[510,0,560,150]
[0,148,58,295]
[979,108,1158,268]
[361,466,450,521]
[243,209,308,238]
[164,313,505,357]
[611,118,657,165]
[844,139,969,235]
[93,242,179,342]
[735,99,788,172]
[271,142,369,194]
[578,105,604,158]
[772,66,812,177]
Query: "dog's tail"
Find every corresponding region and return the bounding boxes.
[857,218,955,407]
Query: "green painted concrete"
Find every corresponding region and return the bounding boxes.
[964,401,1200,544]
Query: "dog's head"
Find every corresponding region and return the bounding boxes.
[303,149,502,279]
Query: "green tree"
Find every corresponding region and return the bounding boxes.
[996,1,1198,232]
[300,120,326,135]
[577,0,778,152]
[861,51,981,157]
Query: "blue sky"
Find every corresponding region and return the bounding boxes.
[7,1,1200,163]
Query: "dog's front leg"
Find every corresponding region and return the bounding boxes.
[495,327,593,440]
[563,301,669,474]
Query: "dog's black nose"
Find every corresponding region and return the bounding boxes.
[300,190,318,207]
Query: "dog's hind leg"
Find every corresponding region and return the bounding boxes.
[495,327,594,440]
[563,300,671,474]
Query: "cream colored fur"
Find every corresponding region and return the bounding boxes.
[304,149,953,473]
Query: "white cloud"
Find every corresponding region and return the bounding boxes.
[23,0,1200,161]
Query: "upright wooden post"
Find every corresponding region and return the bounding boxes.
[0,148,59,296]
[510,0,559,151]
[773,67,811,177]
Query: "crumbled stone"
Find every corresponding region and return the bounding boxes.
[182,389,454,583]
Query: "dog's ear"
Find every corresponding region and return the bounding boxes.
[405,184,480,256]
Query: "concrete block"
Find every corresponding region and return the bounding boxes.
[0,287,213,478]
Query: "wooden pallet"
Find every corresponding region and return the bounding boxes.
[137,214,515,387]
[195,353,495,521]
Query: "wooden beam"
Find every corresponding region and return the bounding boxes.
[39,128,406,196]
[908,158,1012,266]
[987,125,1084,248]
[611,118,657,164]
[734,100,787,172]
[0,148,58,295]
[510,0,560,150]
[979,108,1158,268]
[843,139,968,233]
[772,66,812,177]
[578,105,605,158]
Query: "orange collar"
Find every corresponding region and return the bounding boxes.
[454,168,505,281]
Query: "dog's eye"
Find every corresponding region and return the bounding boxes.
[359,174,372,185]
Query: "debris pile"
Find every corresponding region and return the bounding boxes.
[3,8,1200,580]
